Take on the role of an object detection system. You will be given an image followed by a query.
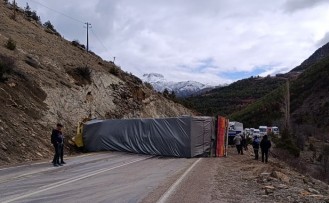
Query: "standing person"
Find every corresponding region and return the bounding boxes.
[252,136,260,160]
[260,135,271,163]
[58,128,66,165]
[233,134,243,155]
[51,123,64,167]
[242,134,248,151]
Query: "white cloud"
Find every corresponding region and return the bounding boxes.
[317,32,329,47]
[15,0,329,85]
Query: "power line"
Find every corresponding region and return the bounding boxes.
[19,0,112,58]
[90,28,109,52]
[28,0,85,24]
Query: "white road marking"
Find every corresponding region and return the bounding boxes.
[157,158,202,203]
[2,157,149,203]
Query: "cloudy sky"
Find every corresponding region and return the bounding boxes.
[15,0,329,85]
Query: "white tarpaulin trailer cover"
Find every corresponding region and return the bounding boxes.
[83,116,215,158]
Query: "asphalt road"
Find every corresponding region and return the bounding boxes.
[0,152,197,203]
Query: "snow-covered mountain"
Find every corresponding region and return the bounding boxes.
[142,73,214,97]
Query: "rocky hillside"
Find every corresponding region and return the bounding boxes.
[0,2,194,165]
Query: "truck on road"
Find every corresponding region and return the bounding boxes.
[228,121,243,145]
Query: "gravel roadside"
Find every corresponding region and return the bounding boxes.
[148,147,329,203]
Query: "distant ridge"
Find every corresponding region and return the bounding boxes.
[290,42,329,72]
[142,73,215,97]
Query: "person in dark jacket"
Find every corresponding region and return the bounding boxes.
[252,136,260,160]
[51,123,65,166]
[260,135,271,163]
[242,134,248,151]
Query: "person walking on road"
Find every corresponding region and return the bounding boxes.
[51,123,65,167]
[260,135,271,163]
[252,136,260,160]
[233,134,243,155]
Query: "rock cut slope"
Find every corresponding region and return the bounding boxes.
[0,2,194,165]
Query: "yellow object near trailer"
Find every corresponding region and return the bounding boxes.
[73,121,84,147]
[72,118,91,147]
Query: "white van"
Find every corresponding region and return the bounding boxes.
[259,126,267,136]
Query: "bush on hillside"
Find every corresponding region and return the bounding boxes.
[162,89,170,98]
[272,128,300,157]
[169,90,176,99]
[43,20,55,31]
[109,66,119,76]
[75,67,92,83]
[67,66,92,86]
[24,3,32,17]
[0,55,15,81]
[43,21,59,35]
[5,38,16,50]
[24,3,40,22]
[31,11,40,22]
[144,82,153,90]
[71,40,86,49]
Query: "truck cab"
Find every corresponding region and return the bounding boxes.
[228,121,244,145]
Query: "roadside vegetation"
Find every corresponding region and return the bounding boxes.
[182,76,284,116]
[230,85,285,127]
[24,3,40,22]
[5,37,16,50]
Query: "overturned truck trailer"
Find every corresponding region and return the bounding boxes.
[83,116,215,158]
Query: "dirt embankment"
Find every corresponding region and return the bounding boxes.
[0,2,194,165]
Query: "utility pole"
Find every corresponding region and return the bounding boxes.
[286,79,290,130]
[84,22,92,52]
[13,0,16,20]
[283,79,290,130]
[277,77,290,137]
